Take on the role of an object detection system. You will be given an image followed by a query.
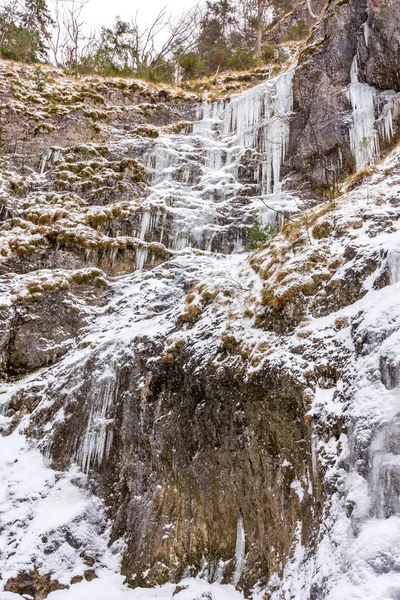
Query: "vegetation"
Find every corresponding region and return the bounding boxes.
[0,0,314,81]
[0,0,53,63]
[246,216,276,250]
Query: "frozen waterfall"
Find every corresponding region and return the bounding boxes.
[346,56,398,173]
[143,67,295,256]
[347,57,379,172]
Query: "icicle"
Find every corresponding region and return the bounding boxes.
[387,249,400,285]
[77,370,117,473]
[39,148,61,174]
[39,149,52,174]
[347,57,379,172]
[232,513,246,587]
[133,210,152,270]
[135,247,149,270]
[363,22,370,47]
[379,102,395,142]
[139,211,151,241]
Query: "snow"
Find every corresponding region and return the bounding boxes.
[290,480,304,502]
[47,576,244,600]
[2,56,400,600]
[0,430,110,586]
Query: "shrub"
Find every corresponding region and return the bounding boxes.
[262,43,275,63]
[228,49,256,71]
[33,66,48,91]
[177,53,201,81]
[246,216,277,250]
[281,20,309,42]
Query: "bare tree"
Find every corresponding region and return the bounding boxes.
[95,6,200,77]
[47,0,65,66]
[55,0,97,77]
[255,0,266,55]
[63,0,86,76]
[153,7,201,65]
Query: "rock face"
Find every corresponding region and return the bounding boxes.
[1,2,400,599]
[110,355,318,591]
[288,0,400,186]
[266,0,327,43]
[358,0,400,92]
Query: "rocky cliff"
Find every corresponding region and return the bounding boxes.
[1,1,400,599]
[289,0,400,186]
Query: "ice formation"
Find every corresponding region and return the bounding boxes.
[233,514,246,587]
[347,57,379,172]
[347,55,399,173]
[195,65,294,195]
[143,66,295,256]
[39,147,61,174]
[77,368,116,473]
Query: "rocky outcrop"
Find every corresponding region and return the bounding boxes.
[358,0,400,92]
[2,5,400,597]
[0,270,108,377]
[266,0,327,43]
[288,0,400,186]
[113,353,319,592]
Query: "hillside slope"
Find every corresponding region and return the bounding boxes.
[1,1,400,599]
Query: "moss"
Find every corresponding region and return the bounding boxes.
[334,316,350,331]
[312,220,333,240]
[298,36,327,61]
[8,178,31,196]
[345,165,377,190]
[162,352,175,364]
[181,302,202,324]
[33,122,56,136]
[220,331,242,354]
[328,257,343,271]
[25,283,42,293]
[261,278,317,311]
[311,272,331,285]
[134,126,160,138]
[12,268,107,305]
[200,289,219,303]
[164,121,191,135]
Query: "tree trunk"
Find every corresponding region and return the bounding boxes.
[255,0,266,55]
